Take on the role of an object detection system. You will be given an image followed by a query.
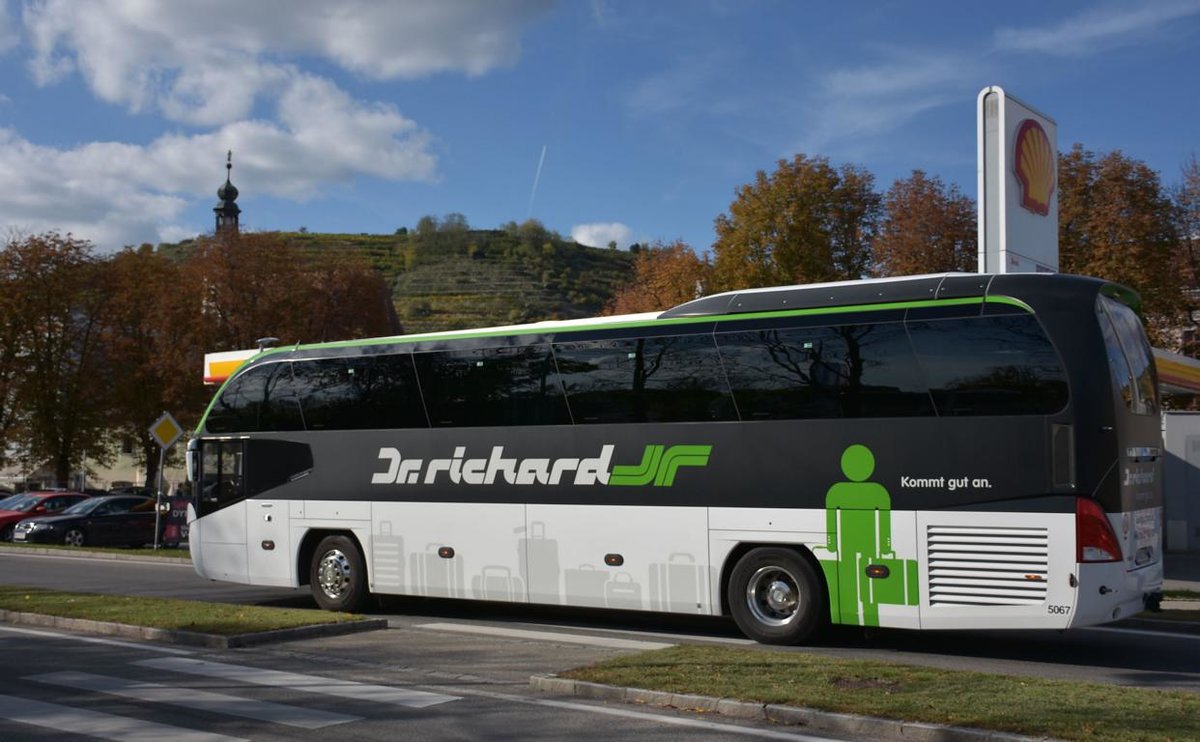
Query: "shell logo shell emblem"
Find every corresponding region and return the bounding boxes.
[1013,119,1055,216]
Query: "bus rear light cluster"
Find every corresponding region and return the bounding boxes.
[1076,497,1123,563]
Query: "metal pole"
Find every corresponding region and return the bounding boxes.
[153,447,165,549]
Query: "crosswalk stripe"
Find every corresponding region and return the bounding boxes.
[134,657,460,709]
[0,693,245,742]
[28,671,361,729]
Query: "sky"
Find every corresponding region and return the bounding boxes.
[0,0,1197,254]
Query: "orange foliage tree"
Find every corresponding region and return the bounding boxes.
[605,240,711,314]
[711,154,880,291]
[873,170,976,277]
[1058,145,1184,343]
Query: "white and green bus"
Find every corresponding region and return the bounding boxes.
[186,272,1164,644]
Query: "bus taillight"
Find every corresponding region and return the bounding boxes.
[1076,498,1123,563]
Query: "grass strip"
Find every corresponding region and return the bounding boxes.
[563,644,1199,742]
[0,586,361,635]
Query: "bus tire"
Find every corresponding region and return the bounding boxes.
[309,535,368,612]
[728,547,823,645]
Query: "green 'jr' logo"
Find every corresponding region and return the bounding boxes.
[609,445,712,487]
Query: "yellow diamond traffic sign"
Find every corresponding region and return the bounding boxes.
[150,412,183,449]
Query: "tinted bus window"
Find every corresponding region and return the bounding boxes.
[908,314,1068,416]
[554,335,736,424]
[206,362,303,433]
[292,354,427,430]
[1099,296,1158,416]
[416,345,570,427]
[717,322,933,420]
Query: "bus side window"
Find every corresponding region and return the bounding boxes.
[415,344,570,427]
[206,362,301,433]
[553,334,736,424]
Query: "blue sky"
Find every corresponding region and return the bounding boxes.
[0,0,1197,254]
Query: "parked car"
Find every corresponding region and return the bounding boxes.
[0,491,91,541]
[108,485,156,498]
[13,495,156,547]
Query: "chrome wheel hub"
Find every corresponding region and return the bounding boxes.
[317,549,352,600]
[746,566,801,626]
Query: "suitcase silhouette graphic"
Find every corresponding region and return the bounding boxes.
[371,520,404,590]
[604,572,643,610]
[472,565,524,602]
[519,522,561,604]
[564,564,609,607]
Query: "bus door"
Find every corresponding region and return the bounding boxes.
[195,438,249,584]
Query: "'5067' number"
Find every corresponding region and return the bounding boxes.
[1047,604,1071,615]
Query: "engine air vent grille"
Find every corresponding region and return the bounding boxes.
[927,525,1049,606]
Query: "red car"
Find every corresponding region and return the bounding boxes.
[0,491,90,541]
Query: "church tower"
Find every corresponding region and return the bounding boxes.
[214,150,241,234]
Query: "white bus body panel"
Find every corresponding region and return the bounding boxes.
[917,510,1076,630]
[189,500,249,584]
[525,504,710,613]
[246,500,293,587]
[369,502,526,600]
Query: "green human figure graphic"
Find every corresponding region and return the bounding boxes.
[819,444,918,627]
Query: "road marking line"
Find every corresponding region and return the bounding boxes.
[29,671,361,729]
[133,657,459,709]
[1087,626,1200,641]
[0,693,245,742]
[415,622,675,650]
[447,685,837,741]
[0,625,193,655]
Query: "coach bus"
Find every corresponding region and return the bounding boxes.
[185,272,1163,644]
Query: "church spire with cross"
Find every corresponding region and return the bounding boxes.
[214,150,241,234]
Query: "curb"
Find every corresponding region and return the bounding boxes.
[529,674,1044,742]
[0,544,192,565]
[0,609,388,648]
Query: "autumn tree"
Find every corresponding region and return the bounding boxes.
[1175,154,1200,292]
[182,231,399,351]
[873,170,976,276]
[104,245,209,487]
[0,233,115,485]
[1058,145,1184,343]
[604,240,711,314]
[711,154,881,291]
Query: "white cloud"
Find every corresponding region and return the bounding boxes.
[0,0,555,250]
[0,2,17,53]
[571,222,632,249]
[0,74,436,251]
[995,1,1200,57]
[23,0,552,125]
[792,50,976,155]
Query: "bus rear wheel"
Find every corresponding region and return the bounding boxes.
[728,547,823,645]
[309,535,368,612]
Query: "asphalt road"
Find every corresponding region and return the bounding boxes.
[2,549,1199,696]
[0,624,858,741]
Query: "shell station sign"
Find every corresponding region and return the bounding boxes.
[977,86,1058,274]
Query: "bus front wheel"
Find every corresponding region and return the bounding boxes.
[309,535,368,612]
[728,547,823,645]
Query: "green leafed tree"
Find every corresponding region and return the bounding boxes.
[1058,144,1184,344]
[711,154,881,291]
[873,170,977,277]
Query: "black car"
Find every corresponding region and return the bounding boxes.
[13,495,157,547]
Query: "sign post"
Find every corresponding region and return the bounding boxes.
[977,86,1059,274]
[149,412,184,549]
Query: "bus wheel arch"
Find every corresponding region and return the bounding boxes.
[723,543,828,645]
[299,530,370,612]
